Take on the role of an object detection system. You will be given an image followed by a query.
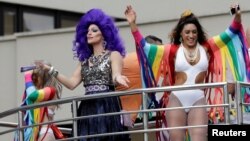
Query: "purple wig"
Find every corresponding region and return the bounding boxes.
[73,8,126,61]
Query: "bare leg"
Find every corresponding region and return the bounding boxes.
[188,97,208,141]
[166,94,187,141]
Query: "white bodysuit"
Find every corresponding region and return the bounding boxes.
[173,44,208,112]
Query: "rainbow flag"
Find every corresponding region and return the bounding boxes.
[14,72,55,141]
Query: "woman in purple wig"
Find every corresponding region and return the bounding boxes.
[36,8,130,141]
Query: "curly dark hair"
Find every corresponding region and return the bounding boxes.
[169,10,207,45]
[72,8,126,61]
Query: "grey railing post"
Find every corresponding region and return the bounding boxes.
[72,100,78,141]
[18,111,23,141]
[223,83,230,124]
[142,91,148,141]
[235,82,243,124]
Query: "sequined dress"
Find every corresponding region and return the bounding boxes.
[77,51,130,141]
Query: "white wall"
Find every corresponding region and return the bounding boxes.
[0,37,17,140]
[0,38,16,111]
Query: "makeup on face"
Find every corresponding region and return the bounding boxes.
[89,28,99,33]
[87,24,103,45]
[88,24,101,34]
[181,24,198,48]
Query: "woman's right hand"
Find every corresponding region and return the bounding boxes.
[125,5,138,32]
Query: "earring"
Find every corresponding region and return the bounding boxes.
[179,37,183,43]
[103,41,107,49]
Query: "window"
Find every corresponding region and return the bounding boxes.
[0,2,125,36]
[3,7,16,35]
[0,2,83,36]
[60,13,82,28]
[23,11,54,32]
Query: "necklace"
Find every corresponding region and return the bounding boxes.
[182,44,199,63]
[89,51,106,65]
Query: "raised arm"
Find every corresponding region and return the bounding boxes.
[24,71,55,103]
[124,5,165,49]
[125,5,138,32]
[208,3,249,84]
[209,4,242,45]
[125,5,145,47]
[246,27,250,47]
[228,4,241,32]
[125,5,165,81]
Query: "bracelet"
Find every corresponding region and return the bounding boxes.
[48,67,54,75]
[48,66,59,78]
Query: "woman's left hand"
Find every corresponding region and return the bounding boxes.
[115,75,130,87]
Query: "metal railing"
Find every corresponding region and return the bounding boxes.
[1,81,248,140]
[235,81,250,124]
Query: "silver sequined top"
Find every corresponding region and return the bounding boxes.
[81,51,113,86]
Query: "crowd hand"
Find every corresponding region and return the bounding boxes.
[115,75,130,87]
[124,5,137,24]
[34,60,50,71]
